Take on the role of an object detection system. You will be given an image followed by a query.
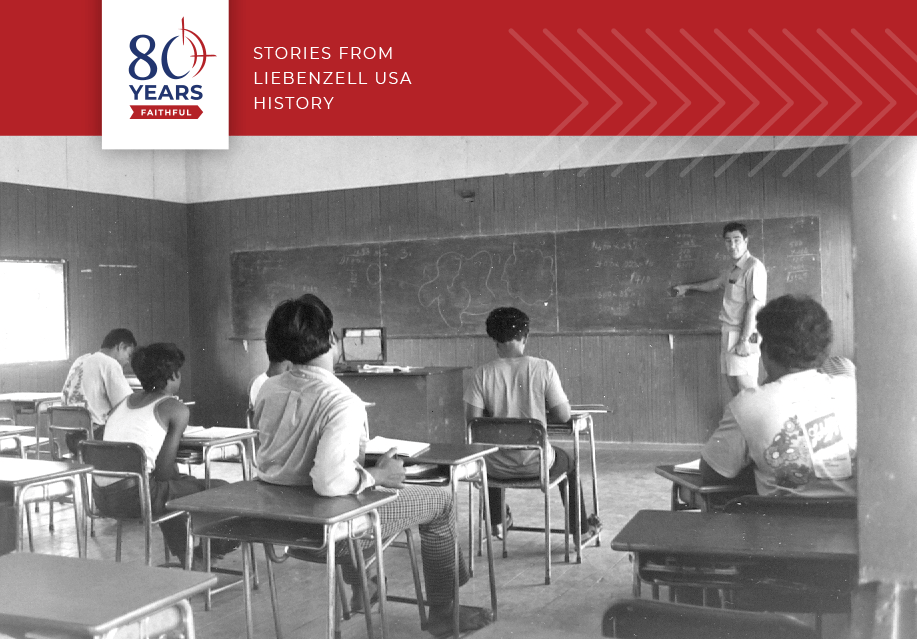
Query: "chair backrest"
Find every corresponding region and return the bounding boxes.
[602,598,818,639]
[49,405,93,430]
[723,494,857,519]
[467,417,547,449]
[78,439,149,477]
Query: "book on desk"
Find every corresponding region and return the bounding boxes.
[182,426,250,440]
[673,458,701,474]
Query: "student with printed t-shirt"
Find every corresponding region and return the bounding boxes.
[700,295,857,497]
[61,328,137,454]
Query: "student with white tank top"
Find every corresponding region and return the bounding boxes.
[94,343,239,564]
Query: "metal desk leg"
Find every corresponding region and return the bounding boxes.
[479,461,497,621]
[587,417,601,546]
[572,418,582,563]
[327,523,339,639]
[451,467,461,639]
[241,541,254,639]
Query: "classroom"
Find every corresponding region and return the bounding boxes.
[0,135,913,637]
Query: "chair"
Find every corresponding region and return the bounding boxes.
[77,439,191,567]
[47,406,93,461]
[467,417,570,585]
[602,598,819,639]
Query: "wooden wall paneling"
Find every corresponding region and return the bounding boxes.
[672,333,721,440]
[16,184,37,258]
[491,174,515,236]
[511,172,535,234]
[270,192,293,249]
[308,190,330,244]
[532,170,556,233]
[609,163,642,227]
[326,188,347,245]
[419,180,441,241]
[134,201,153,347]
[553,169,575,229]
[574,165,602,229]
[687,156,716,222]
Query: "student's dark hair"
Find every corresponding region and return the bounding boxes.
[486,307,530,343]
[131,343,185,392]
[722,222,748,239]
[101,328,137,350]
[756,295,832,370]
[265,296,335,365]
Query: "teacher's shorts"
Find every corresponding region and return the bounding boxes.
[721,327,760,377]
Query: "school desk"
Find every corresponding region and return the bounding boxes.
[0,392,62,458]
[167,481,396,639]
[0,457,91,557]
[0,552,216,639]
[0,425,31,458]
[655,464,755,512]
[611,509,858,600]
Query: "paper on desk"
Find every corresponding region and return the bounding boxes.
[182,426,250,439]
[674,458,701,474]
[359,364,413,373]
[365,436,429,457]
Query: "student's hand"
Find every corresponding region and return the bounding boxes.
[673,285,689,297]
[370,448,406,489]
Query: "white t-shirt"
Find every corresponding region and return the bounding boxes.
[464,356,568,478]
[61,351,133,426]
[248,373,268,408]
[100,395,170,483]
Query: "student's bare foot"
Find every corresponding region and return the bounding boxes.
[427,604,493,637]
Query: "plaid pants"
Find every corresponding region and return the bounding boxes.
[340,485,469,607]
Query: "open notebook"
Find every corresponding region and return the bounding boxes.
[673,458,701,474]
[364,436,430,457]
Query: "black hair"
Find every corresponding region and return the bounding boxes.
[265,296,335,365]
[485,307,530,343]
[264,294,331,362]
[756,295,832,370]
[101,328,137,350]
[131,343,185,392]
[722,222,748,239]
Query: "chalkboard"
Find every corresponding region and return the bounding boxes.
[230,216,820,338]
[231,245,382,340]
[557,222,730,332]
[380,234,557,336]
[761,216,822,301]
[556,217,820,333]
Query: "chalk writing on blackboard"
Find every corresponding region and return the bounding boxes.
[416,243,555,329]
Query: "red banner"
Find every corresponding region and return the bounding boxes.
[129,105,203,119]
[4,0,917,135]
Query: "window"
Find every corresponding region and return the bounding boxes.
[0,259,68,364]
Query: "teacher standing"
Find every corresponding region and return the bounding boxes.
[674,221,767,396]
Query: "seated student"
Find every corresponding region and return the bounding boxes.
[253,296,492,637]
[61,328,137,453]
[701,295,857,497]
[94,343,239,564]
[463,307,594,539]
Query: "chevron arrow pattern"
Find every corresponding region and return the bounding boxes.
[510,27,917,175]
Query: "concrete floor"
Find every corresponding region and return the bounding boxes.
[17,446,848,638]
